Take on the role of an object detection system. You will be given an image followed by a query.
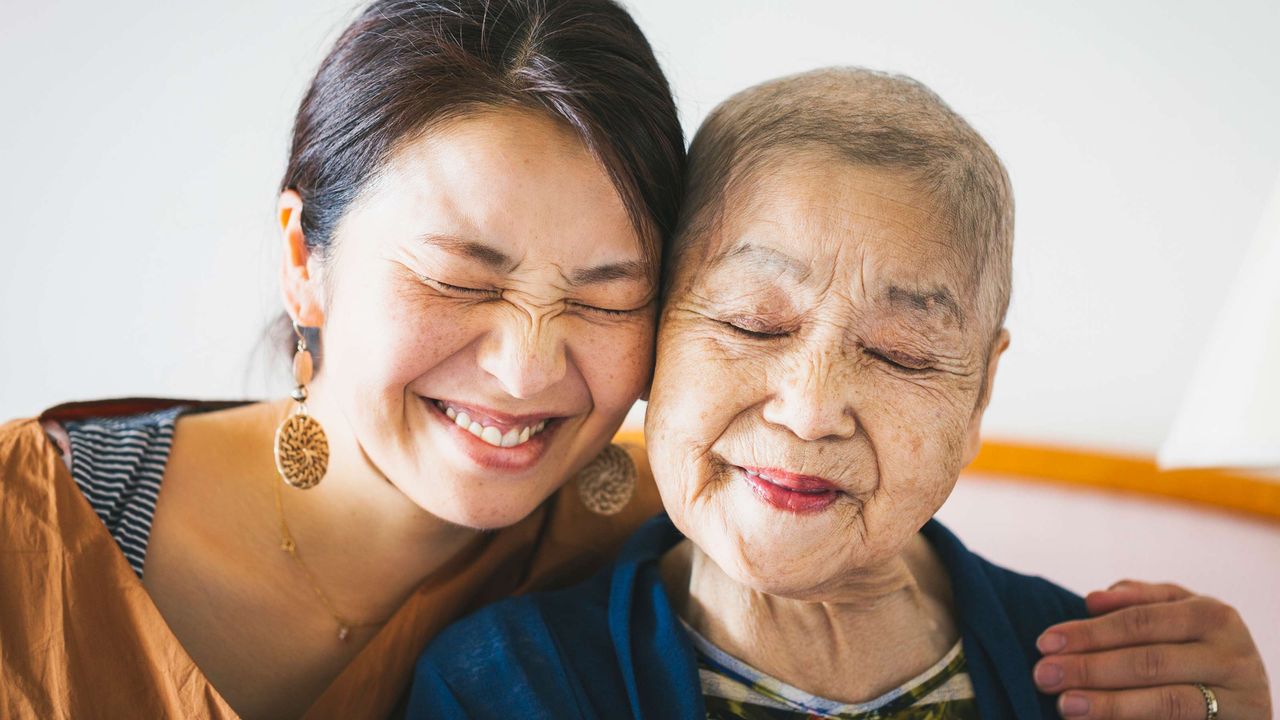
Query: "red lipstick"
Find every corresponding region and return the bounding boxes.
[738,466,840,513]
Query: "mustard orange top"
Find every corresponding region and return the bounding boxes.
[0,399,662,719]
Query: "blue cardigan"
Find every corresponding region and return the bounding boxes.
[408,515,1085,719]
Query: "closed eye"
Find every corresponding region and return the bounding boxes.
[866,348,933,373]
[568,301,646,319]
[717,317,790,340]
[415,273,497,298]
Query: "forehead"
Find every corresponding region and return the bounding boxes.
[693,156,974,317]
[362,109,645,268]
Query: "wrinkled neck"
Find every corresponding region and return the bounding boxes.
[662,533,958,704]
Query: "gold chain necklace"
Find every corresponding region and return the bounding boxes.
[272,479,387,641]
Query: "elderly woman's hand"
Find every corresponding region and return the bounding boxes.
[1032,580,1271,719]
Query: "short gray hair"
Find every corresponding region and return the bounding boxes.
[674,67,1014,335]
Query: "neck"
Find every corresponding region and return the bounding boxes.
[662,533,958,704]
[262,391,481,621]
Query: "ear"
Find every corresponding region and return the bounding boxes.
[961,328,1010,467]
[279,190,326,328]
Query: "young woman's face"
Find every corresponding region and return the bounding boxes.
[309,109,657,528]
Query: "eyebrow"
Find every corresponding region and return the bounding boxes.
[885,285,965,325]
[422,233,648,286]
[421,234,516,272]
[569,260,649,287]
[708,242,811,280]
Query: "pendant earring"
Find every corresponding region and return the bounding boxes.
[575,444,637,516]
[274,323,329,489]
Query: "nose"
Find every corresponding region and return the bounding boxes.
[761,350,858,442]
[475,309,567,400]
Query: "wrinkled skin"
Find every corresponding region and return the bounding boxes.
[649,157,1005,699]
[650,157,1000,601]
[645,153,1271,716]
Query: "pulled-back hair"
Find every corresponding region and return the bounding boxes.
[277,0,685,359]
[676,67,1013,334]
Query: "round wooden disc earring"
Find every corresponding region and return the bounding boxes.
[575,444,636,516]
[274,326,329,489]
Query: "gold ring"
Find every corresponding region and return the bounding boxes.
[1195,683,1219,720]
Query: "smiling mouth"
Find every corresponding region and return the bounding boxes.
[737,465,842,513]
[430,399,551,449]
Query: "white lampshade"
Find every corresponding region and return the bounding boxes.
[1159,169,1280,470]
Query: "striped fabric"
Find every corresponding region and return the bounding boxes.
[63,406,186,578]
[683,619,978,719]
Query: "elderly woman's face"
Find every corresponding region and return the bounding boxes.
[311,110,656,529]
[647,156,1004,599]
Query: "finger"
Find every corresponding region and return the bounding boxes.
[1085,581,1193,616]
[1054,686,1218,720]
[1036,597,1219,655]
[1034,644,1226,693]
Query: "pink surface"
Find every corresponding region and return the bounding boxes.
[938,473,1280,710]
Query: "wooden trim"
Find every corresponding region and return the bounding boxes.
[968,441,1280,521]
[612,431,1280,521]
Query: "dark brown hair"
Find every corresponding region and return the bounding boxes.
[277,0,685,360]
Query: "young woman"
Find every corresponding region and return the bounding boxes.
[1,2,680,717]
[0,2,1267,719]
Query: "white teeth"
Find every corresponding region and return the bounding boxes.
[745,469,759,477]
[440,401,551,448]
[481,425,503,446]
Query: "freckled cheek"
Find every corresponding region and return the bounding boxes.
[337,291,486,391]
[572,321,655,413]
[858,373,973,439]
[862,405,969,509]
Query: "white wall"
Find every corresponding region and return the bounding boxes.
[2,0,1279,455]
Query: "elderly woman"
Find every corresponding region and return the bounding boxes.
[408,69,1271,719]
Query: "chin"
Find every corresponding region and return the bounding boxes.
[398,473,559,531]
[704,533,833,599]
[685,501,867,601]
[439,497,547,531]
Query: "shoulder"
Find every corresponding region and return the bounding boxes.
[414,516,653,691]
[0,416,64,504]
[1,405,181,532]
[516,437,664,592]
[923,518,1086,630]
[0,415,46,455]
[972,554,1087,629]
[59,403,187,467]
[1,414,77,513]
[970,558,1086,717]
[922,519,1085,717]
[2,398,250,571]
[409,577,611,718]
[411,515,699,719]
